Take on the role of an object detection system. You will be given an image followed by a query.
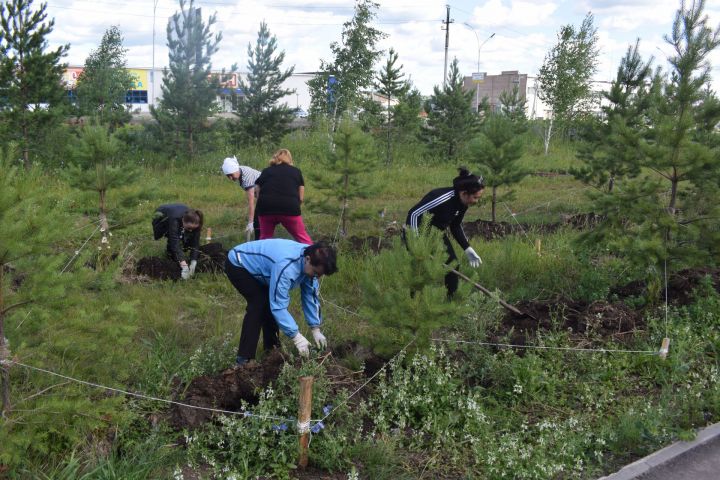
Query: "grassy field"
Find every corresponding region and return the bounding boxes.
[1,137,718,479]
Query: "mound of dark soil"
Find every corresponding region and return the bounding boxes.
[136,242,227,280]
[195,242,227,273]
[611,267,720,305]
[171,349,286,430]
[136,256,180,280]
[501,300,644,347]
[343,235,393,254]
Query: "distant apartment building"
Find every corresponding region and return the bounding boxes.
[462,70,528,114]
[463,71,610,120]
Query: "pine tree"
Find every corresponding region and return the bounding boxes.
[421,58,478,160]
[393,86,423,139]
[573,41,652,192]
[468,113,528,221]
[375,48,408,164]
[307,0,386,125]
[0,0,69,169]
[537,13,599,154]
[150,0,221,158]
[234,22,295,146]
[359,227,472,356]
[75,26,135,130]
[308,119,377,236]
[0,143,73,415]
[64,125,139,258]
[498,85,527,126]
[581,0,720,279]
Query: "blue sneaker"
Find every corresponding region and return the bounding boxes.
[236,355,249,366]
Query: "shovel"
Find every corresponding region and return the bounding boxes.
[446,266,536,319]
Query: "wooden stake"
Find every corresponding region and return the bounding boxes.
[298,376,314,468]
[535,238,542,256]
[205,227,212,242]
[659,337,670,360]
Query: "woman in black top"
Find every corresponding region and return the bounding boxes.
[405,167,484,297]
[152,203,203,280]
[255,149,313,244]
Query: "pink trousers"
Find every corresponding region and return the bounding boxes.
[258,214,313,245]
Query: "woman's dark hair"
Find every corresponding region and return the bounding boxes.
[304,241,338,276]
[452,166,484,194]
[183,209,204,231]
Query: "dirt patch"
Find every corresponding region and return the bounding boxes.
[136,256,180,280]
[194,242,227,273]
[610,267,720,305]
[171,348,286,430]
[499,300,644,347]
[136,242,227,280]
[343,235,393,254]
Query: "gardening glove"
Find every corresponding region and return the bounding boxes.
[292,333,311,357]
[245,221,255,233]
[311,327,327,349]
[180,264,191,280]
[464,247,482,268]
[189,260,197,276]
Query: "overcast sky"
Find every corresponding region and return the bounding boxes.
[45,0,720,98]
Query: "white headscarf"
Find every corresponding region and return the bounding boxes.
[221,156,240,175]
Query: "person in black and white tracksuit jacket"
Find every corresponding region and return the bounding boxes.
[405,167,485,297]
[222,156,261,239]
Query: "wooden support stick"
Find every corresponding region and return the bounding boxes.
[298,376,314,468]
[205,227,212,242]
[659,337,670,360]
[446,267,533,319]
[535,238,542,256]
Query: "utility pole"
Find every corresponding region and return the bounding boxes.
[442,5,453,88]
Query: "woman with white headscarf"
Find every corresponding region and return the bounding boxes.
[222,156,261,240]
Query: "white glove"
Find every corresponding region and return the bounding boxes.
[292,333,310,357]
[245,221,255,233]
[180,264,191,280]
[189,260,197,276]
[311,327,327,349]
[464,247,482,268]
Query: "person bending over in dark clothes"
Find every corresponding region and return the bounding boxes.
[152,203,203,280]
[405,167,484,298]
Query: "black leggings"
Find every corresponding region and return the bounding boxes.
[224,258,280,359]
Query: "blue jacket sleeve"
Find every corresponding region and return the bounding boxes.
[269,266,300,338]
[301,278,322,329]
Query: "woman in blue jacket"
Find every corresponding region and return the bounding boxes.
[225,239,338,365]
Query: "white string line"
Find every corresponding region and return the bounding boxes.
[67,218,103,235]
[502,202,529,238]
[60,224,102,273]
[432,338,660,355]
[12,361,298,424]
[315,337,416,425]
[319,293,363,318]
[319,295,661,355]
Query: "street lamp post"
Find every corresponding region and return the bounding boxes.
[151,0,159,108]
[463,23,494,112]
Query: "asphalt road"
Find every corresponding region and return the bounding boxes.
[638,436,720,480]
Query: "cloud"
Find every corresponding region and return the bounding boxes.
[469,0,559,28]
[39,0,719,96]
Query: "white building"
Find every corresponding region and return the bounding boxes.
[63,66,314,115]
